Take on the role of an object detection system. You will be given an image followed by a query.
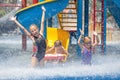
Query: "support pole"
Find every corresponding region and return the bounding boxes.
[22,34,27,51]
[48,18,52,27]
[93,0,96,43]
[77,0,83,56]
[103,0,107,53]
[22,0,27,51]
[22,0,26,8]
[84,0,89,36]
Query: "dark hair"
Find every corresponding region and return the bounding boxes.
[54,40,62,47]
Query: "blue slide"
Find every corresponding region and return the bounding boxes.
[15,0,69,31]
[107,0,120,28]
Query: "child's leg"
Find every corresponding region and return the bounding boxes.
[39,58,45,67]
[44,59,47,64]
[31,57,38,68]
[53,59,59,64]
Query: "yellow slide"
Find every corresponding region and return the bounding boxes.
[45,27,70,62]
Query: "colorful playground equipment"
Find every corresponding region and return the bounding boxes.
[15,0,69,31]
[15,0,70,62]
[1,0,120,56]
[57,0,77,31]
[45,27,70,62]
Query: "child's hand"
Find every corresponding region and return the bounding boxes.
[80,29,84,35]
[10,16,16,21]
[41,6,46,11]
[93,31,98,36]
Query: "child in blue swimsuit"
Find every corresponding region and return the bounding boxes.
[78,30,99,65]
[11,6,46,68]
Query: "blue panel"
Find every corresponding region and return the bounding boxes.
[15,0,69,31]
[84,0,89,36]
[77,0,83,56]
[104,0,107,53]
[112,0,120,8]
[107,0,120,28]
[39,0,44,2]
[48,18,52,27]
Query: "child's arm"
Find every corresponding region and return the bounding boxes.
[11,17,34,40]
[92,31,99,47]
[62,47,69,56]
[78,29,84,48]
[40,6,46,36]
[46,46,54,54]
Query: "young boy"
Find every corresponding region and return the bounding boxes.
[11,6,46,68]
[78,30,99,65]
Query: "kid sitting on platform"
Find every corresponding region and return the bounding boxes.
[78,30,99,65]
[46,40,69,62]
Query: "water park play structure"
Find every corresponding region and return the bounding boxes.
[14,0,70,62]
[1,0,120,80]
[0,0,120,60]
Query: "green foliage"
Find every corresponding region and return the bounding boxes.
[0,10,6,17]
[0,0,18,17]
[107,10,112,18]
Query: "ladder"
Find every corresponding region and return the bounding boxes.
[93,0,105,53]
[58,0,77,32]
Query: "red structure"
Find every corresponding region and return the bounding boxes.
[33,0,38,4]
[93,0,105,53]
[21,0,27,51]
[22,0,27,8]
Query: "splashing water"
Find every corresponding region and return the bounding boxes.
[0,0,119,79]
[0,7,20,23]
[0,35,120,80]
[0,0,21,23]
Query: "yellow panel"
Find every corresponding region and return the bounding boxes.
[46,27,70,62]
[58,29,70,50]
[47,27,70,50]
[47,27,58,47]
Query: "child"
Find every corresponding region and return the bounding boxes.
[11,6,46,68]
[46,40,69,62]
[78,30,99,65]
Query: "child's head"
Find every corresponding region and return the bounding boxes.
[84,36,91,43]
[29,24,39,37]
[83,36,91,48]
[54,40,62,47]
